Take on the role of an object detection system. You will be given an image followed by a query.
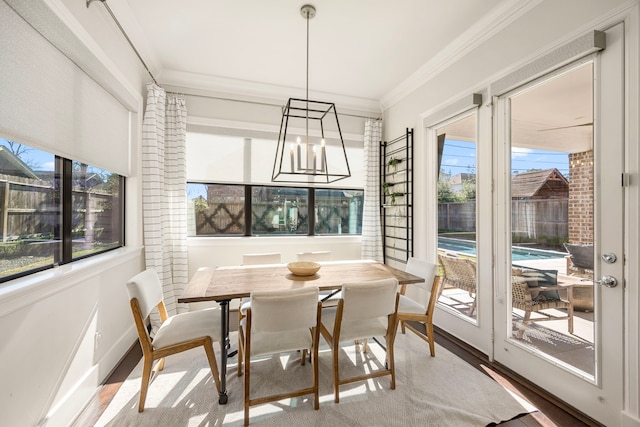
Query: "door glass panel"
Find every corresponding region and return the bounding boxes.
[509,63,595,376]
[436,112,478,320]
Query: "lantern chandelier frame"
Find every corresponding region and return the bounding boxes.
[271,4,351,184]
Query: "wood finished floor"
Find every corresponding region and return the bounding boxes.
[72,328,601,427]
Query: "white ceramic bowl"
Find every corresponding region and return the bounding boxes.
[287,261,321,276]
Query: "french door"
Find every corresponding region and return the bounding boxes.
[492,24,624,425]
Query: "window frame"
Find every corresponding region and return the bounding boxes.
[0,153,125,284]
[187,182,363,237]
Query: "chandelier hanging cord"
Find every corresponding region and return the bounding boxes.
[303,4,315,168]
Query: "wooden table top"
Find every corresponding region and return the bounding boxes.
[179,260,425,303]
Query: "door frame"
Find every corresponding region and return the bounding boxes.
[491,24,625,426]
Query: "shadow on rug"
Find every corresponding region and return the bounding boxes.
[96,332,533,426]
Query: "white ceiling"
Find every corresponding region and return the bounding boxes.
[109,0,592,152]
[112,0,522,111]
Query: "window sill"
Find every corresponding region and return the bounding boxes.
[0,246,143,316]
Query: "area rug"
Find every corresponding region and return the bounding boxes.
[95,333,532,426]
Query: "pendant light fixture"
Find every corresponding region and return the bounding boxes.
[272,4,351,183]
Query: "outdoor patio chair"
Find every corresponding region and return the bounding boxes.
[238,287,321,426]
[564,243,594,278]
[125,269,221,412]
[397,258,442,357]
[511,268,574,339]
[320,278,399,403]
[437,253,477,316]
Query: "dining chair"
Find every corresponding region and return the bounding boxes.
[125,269,221,412]
[320,278,399,403]
[237,287,322,426]
[238,252,283,333]
[242,252,282,265]
[296,251,331,262]
[396,258,442,357]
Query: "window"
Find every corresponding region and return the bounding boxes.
[187,183,363,237]
[251,186,309,235]
[315,189,363,235]
[0,139,124,282]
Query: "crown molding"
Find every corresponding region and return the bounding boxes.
[159,69,382,115]
[379,0,543,111]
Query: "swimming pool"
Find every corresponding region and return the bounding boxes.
[438,236,566,261]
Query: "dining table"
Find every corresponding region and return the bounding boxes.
[178,259,425,404]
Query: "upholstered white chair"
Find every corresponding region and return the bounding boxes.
[242,252,282,265]
[296,251,331,262]
[396,258,442,357]
[125,269,221,412]
[238,252,284,331]
[238,287,321,426]
[320,278,399,403]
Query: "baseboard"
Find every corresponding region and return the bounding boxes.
[41,327,138,427]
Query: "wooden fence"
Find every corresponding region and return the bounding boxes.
[439,198,569,241]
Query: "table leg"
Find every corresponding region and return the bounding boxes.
[218,299,230,404]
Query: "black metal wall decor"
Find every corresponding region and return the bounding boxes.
[381,128,414,264]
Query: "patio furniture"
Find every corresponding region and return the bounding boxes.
[125,269,221,412]
[238,287,321,426]
[564,243,594,277]
[438,253,477,316]
[511,268,574,339]
[320,278,400,403]
[397,258,442,357]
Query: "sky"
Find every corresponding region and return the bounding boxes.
[0,138,109,174]
[441,139,570,177]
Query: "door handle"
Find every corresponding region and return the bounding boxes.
[594,275,618,288]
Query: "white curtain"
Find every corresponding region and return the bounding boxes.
[361,119,384,261]
[142,83,189,333]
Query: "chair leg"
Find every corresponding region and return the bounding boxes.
[301,349,307,365]
[244,341,251,426]
[427,323,436,357]
[568,305,574,334]
[400,319,406,334]
[332,341,340,403]
[387,336,395,390]
[203,340,221,393]
[361,338,369,353]
[138,356,154,412]
[312,341,319,410]
[237,311,245,377]
[517,311,531,339]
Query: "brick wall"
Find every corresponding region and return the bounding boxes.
[568,150,594,244]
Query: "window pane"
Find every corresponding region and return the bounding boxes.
[188,183,245,236]
[251,187,308,235]
[436,112,478,321]
[71,161,123,259]
[315,189,363,235]
[0,139,59,279]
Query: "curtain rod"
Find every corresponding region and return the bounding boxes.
[86,0,158,85]
[86,0,381,121]
[169,91,381,121]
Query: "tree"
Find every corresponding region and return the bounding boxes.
[3,140,40,169]
[438,178,456,203]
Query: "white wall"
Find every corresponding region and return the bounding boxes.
[0,1,148,426]
[383,0,639,425]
